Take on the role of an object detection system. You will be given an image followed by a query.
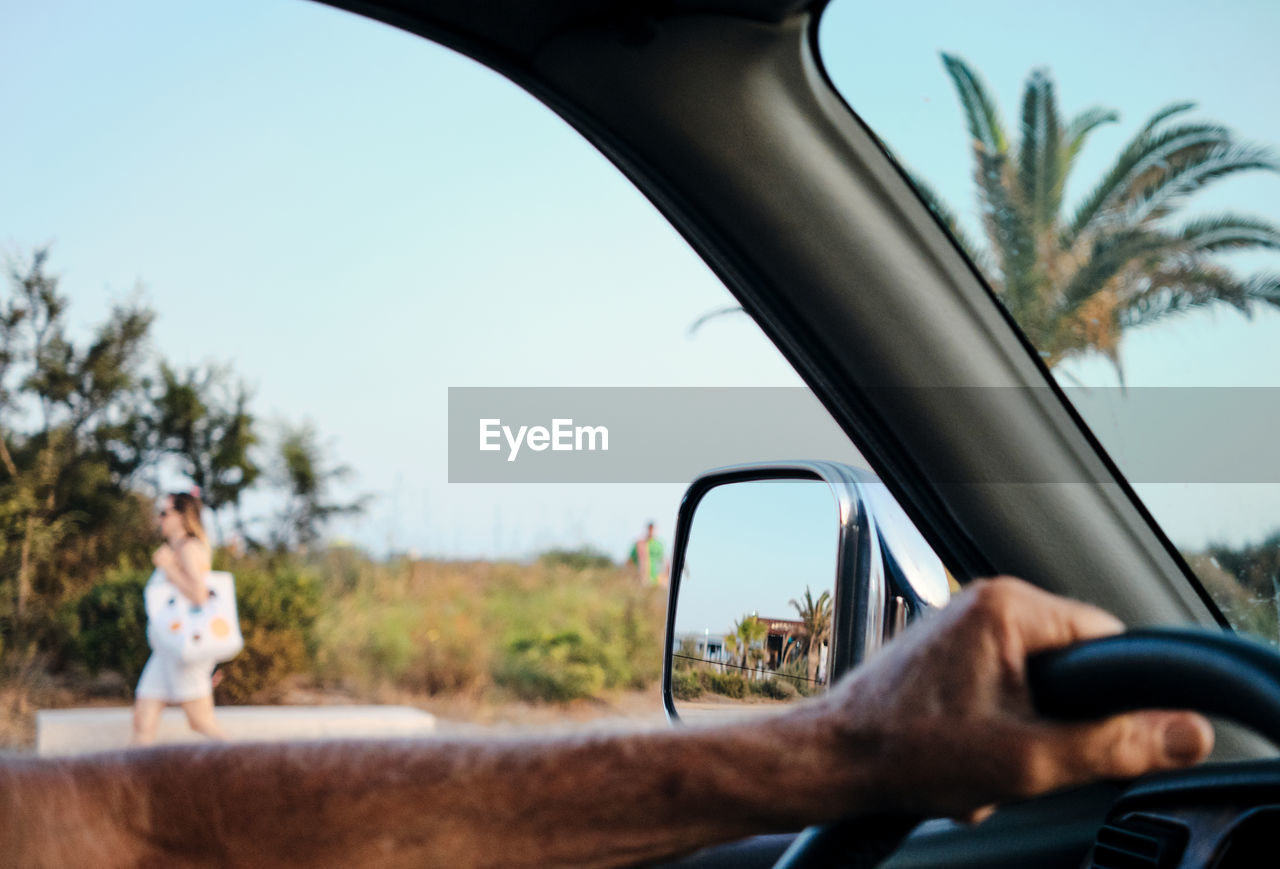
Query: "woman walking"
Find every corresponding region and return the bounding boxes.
[132,491,225,745]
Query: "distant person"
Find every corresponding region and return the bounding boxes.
[629,521,669,588]
[131,490,225,745]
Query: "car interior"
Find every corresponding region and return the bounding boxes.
[296,0,1277,865]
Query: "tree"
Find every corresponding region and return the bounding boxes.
[149,363,260,536]
[693,58,1280,378]
[923,54,1280,375]
[271,421,367,552]
[0,249,155,646]
[789,587,832,684]
[724,615,766,675]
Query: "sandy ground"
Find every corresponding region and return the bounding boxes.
[278,679,671,737]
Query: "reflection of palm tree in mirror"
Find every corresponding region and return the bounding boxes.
[725,615,767,674]
[789,588,832,684]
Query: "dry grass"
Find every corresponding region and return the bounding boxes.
[0,659,133,752]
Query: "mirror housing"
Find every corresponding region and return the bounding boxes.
[662,461,949,721]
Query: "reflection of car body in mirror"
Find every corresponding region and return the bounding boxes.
[662,461,950,722]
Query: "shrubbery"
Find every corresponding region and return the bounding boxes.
[775,657,818,697]
[51,548,668,708]
[537,547,615,571]
[70,568,151,685]
[214,565,321,703]
[670,668,799,703]
[705,671,747,699]
[495,630,609,702]
[748,676,799,701]
[312,554,665,704]
[671,668,703,700]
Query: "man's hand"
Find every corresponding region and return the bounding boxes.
[809,576,1214,820]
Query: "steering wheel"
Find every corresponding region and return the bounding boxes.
[772,627,1280,869]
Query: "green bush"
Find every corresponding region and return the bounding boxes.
[311,557,664,703]
[486,564,663,700]
[310,561,497,697]
[775,657,817,697]
[705,671,747,699]
[70,568,151,685]
[495,629,609,702]
[537,547,615,570]
[215,565,321,703]
[748,677,799,701]
[671,668,703,700]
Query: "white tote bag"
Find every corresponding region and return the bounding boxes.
[145,570,245,665]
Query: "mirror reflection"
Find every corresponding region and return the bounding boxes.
[672,480,838,719]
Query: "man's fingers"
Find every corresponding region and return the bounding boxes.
[969,577,1125,656]
[1032,711,1214,793]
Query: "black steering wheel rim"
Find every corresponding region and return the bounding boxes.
[772,627,1280,869]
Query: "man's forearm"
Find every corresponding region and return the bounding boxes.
[3,704,871,869]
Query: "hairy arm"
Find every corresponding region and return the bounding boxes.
[1,708,855,869]
[0,579,1215,868]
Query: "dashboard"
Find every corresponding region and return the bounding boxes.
[1091,760,1280,868]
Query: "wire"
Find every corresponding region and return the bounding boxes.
[671,653,825,685]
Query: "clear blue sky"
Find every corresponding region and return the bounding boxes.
[676,480,839,637]
[2,0,1278,557]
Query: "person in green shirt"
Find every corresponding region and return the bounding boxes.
[629,521,668,587]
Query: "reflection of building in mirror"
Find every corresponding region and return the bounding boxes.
[677,634,726,664]
[754,616,826,683]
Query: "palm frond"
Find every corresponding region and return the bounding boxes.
[1111,123,1235,208]
[1124,143,1280,225]
[1064,107,1120,163]
[1119,269,1280,329]
[1136,101,1198,136]
[687,304,744,336]
[1175,214,1280,254]
[975,151,1037,307]
[1065,121,1232,243]
[941,53,1008,154]
[1057,228,1178,311]
[1017,69,1063,228]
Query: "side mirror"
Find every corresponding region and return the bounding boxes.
[662,461,950,722]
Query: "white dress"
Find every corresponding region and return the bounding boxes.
[135,569,217,703]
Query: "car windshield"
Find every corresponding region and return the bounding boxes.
[818,1,1280,642]
[1,0,896,754]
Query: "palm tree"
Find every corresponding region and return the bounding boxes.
[924,54,1280,375]
[789,587,832,684]
[693,56,1280,378]
[724,615,767,675]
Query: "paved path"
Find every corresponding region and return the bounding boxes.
[36,706,437,756]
